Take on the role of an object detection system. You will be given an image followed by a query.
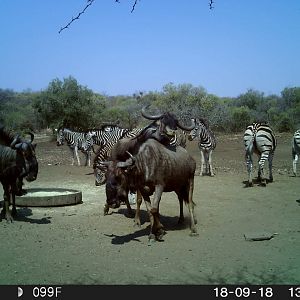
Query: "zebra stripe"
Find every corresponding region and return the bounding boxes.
[92,125,130,147]
[93,127,144,185]
[243,122,277,186]
[292,129,300,176]
[56,128,94,166]
[188,118,216,176]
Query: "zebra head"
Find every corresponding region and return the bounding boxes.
[81,131,96,152]
[56,128,65,146]
[188,118,210,141]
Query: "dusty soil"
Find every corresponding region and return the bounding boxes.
[0,132,299,285]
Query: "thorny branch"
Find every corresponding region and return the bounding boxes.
[59,0,95,33]
[59,0,214,34]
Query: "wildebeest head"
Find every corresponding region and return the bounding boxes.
[56,128,64,146]
[141,106,195,143]
[10,133,38,182]
[101,160,131,209]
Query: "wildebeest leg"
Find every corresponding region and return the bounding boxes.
[175,192,184,224]
[186,178,198,236]
[11,183,18,217]
[142,195,155,241]
[2,186,13,222]
[151,185,165,241]
[133,190,142,227]
[124,197,134,217]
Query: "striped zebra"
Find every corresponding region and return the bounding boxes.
[92,125,131,148]
[93,127,188,186]
[188,118,216,176]
[93,127,145,186]
[292,129,300,176]
[243,122,277,187]
[56,128,94,167]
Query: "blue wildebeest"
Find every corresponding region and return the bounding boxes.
[102,135,198,242]
[0,129,38,222]
[93,105,194,186]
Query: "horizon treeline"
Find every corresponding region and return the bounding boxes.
[0,76,299,134]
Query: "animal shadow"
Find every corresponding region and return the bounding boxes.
[105,209,189,244]
[0,206,52,224]
[242,177,273,188]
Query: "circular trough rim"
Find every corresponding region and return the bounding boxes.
[15,187,83,207]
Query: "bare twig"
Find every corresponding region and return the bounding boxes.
[59,0,95,34]
[131,0,139,13]
[209,0,214,9]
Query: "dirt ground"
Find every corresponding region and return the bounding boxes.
[0,132,299,285]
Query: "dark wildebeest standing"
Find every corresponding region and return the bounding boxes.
[0,125,36,195]
[0,126,38,222]
[104,138,198,242]
[100,106,195,218]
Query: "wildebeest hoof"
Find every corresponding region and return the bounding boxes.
[133,220,141,227]
[148,234,156,245]
[156,228,166,241]
[5,213,13,223]
[189,231,199,237]
[11,208,18,217]
[178,217,184,224]
[103,204,109,216]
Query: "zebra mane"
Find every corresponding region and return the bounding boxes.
[197,117,210,128]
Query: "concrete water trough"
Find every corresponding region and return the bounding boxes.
[15,188,82,207]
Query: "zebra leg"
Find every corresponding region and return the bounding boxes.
[200,150,205,176]
[293,151,298,176]
[257,158,262,182]
[258,151,269,186]
[208,150,214,176]
[246,154,253,187]
[74,146,81,166]
[268,152,274,182]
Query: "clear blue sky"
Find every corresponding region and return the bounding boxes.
[0,0,299,97]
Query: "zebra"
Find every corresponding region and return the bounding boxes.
[243,122,277,187]
[188,118,216,176]
[56,128,94,167]
[292,129,300,176]
[91,125,131,148]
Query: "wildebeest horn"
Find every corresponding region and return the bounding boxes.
[27,132,34,143]
[141,105,163,120]
[176,118,196,131]
[126,151,135,160]
[117,158,134,168]
[10,135,20,148]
